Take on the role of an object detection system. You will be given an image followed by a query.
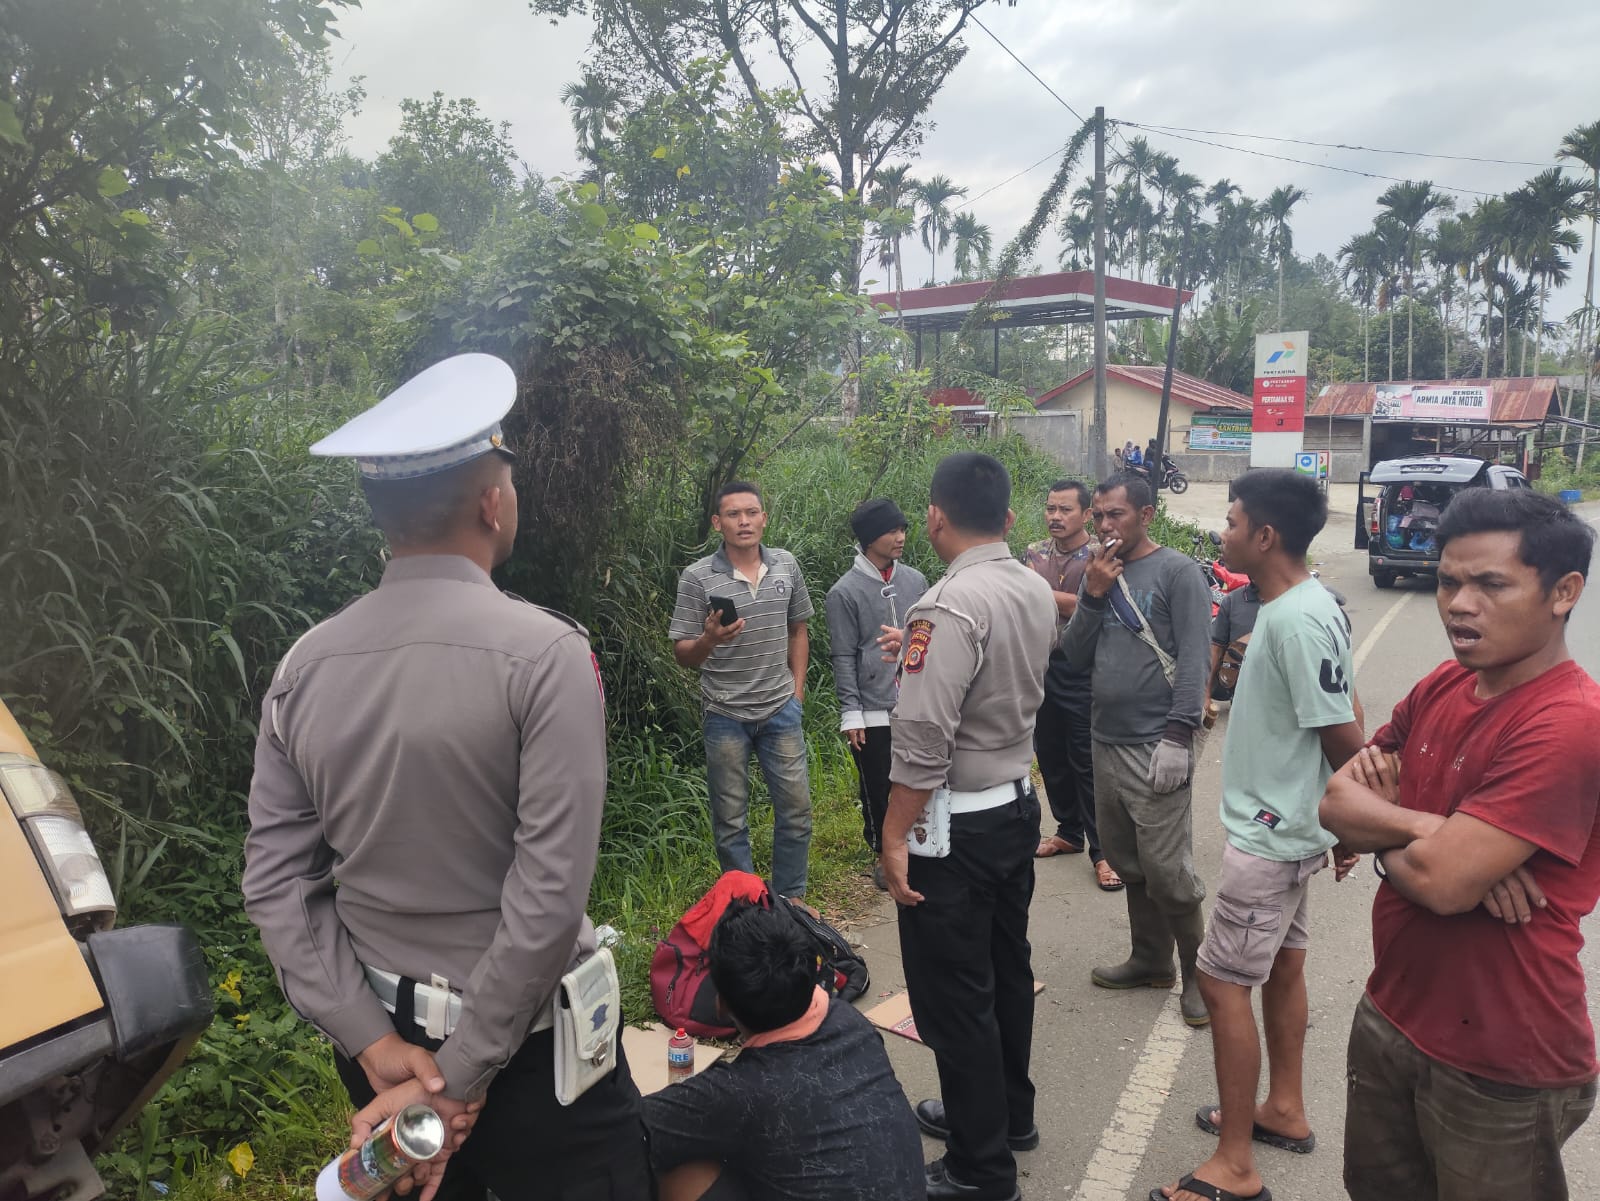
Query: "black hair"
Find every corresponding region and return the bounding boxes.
[1227,468,1327,557]
[1047,479,1092,510]
[1092,470,1153,511]
[707,898,817,1034]
[714,480,763,514]
[929,452,1011,534]
[1437,488,1594,591]
[360,453,508,546]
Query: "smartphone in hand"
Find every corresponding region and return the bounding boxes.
[709,596,739,627]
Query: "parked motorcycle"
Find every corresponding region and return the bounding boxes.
[1130,454,1189,494]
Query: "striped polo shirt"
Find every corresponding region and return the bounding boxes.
[669,545,815,721]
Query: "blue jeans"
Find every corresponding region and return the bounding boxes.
[703,696,813,897]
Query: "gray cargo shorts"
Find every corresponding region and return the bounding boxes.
[1197,841,1325,988]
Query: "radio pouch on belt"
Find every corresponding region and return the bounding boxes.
[906,787,952,859]
[554,947,620,1107]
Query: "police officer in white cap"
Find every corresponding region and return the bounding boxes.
[243,354,649,1200]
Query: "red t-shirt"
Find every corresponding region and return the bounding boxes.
[1368,659,1600,1087]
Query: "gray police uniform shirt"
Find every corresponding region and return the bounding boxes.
[1059,545,1211,745]
[669,545,814,722]
[889,542,1057,793]
[242,554,606,1101]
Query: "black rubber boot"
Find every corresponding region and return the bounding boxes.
[1091,882,1177,989]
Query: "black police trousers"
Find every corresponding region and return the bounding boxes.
[898,787,1041,1193]
[849,726,894,852]
[1034,685,1101,860]
[335,988,652,1201]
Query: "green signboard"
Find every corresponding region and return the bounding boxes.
[1189,414,1251,452]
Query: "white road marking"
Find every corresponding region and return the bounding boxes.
[1354,592,1413,675]
[1072,995,1194,1200]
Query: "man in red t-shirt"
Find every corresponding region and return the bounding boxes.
[1321,488,1600,1201]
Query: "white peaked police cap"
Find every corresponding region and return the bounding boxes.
[310,353,518,480]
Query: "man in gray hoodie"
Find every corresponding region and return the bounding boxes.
[825,498,929,888]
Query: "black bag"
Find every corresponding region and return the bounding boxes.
[773,890,871,1003]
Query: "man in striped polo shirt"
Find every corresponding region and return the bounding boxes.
[671,482,815,897]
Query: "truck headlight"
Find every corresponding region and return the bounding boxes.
[0,752,117,932]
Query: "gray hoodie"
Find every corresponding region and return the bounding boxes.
[825,554,930,729]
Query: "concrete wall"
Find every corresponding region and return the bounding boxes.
[996,410,1084,473]
[1167,450,1249,482]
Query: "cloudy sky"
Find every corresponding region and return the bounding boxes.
[329,0,1599,319]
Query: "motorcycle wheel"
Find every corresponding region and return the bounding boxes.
[1167,473,1189,494]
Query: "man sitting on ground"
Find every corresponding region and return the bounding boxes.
[643,899,924,1201]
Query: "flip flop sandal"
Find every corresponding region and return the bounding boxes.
[1095,859,1125,891]
[1035,835,1083,858]
[1148,1173,1272,1201]
[1195,1104,1316,1154]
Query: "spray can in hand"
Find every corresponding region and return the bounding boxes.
[316,1103,446,1201]
[666,1027,695,1085]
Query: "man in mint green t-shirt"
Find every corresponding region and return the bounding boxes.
[1153,469,1366,1201]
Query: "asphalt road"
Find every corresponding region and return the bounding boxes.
[844,486,1600,1201]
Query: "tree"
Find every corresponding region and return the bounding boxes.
[1507,169,1583,375]
[1377,180,1453,379]
[1339,230,1385,382]
[1467,197,1516,377]
[1264,184,1309,329]
[1371,215,1407,380]
[530,0,1008,214]
[1558,119,1600,446]
[1428,216,1473,378]
[915,174,966,285]
[0,0,351,329]
[373,93,520,249]
[949,211,992,279]
[870,163,917,306]
[561,70,623,198]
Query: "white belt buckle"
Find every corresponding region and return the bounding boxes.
[425,973,450,1040]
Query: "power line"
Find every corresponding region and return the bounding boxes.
[969,13,1085,124]
[1125,122,1564,170]
[954,145,1067,210]
[1119,121,1498,198]
[960,16,1555,204]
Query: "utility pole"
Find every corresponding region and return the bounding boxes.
[1152,216,1192,497]
[1092,106,1109,479]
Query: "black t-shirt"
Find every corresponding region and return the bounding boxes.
[642,999,924,1201]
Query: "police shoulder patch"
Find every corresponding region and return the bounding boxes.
[904,618,935,674]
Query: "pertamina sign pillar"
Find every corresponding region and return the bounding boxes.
[1250,330,1309,468]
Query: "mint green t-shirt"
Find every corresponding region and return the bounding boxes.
[1220,577,1355,861]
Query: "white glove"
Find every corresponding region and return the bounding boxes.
[1147,738,1191,794]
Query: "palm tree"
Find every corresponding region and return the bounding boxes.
[914,175,966,286]
[560,71,622,199]
[1340,230,1386,382]
[1204,178,1241,210]
[1428,216,1474,378]
[869,164,918,304]
[1507,169,1584,375]
[1377,180,1454,378]
[1467,197,1515,378]
[949,212,993,280]
[1112,136,1158,279]
[1264,184,1309,328]
[1558,119,1600,450]
[1371,216,1408,380]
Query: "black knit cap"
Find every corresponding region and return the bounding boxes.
[850,497,908,548]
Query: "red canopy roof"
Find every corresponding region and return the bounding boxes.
[868,270,1191,334]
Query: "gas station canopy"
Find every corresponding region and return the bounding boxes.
[867,270,1192,334]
